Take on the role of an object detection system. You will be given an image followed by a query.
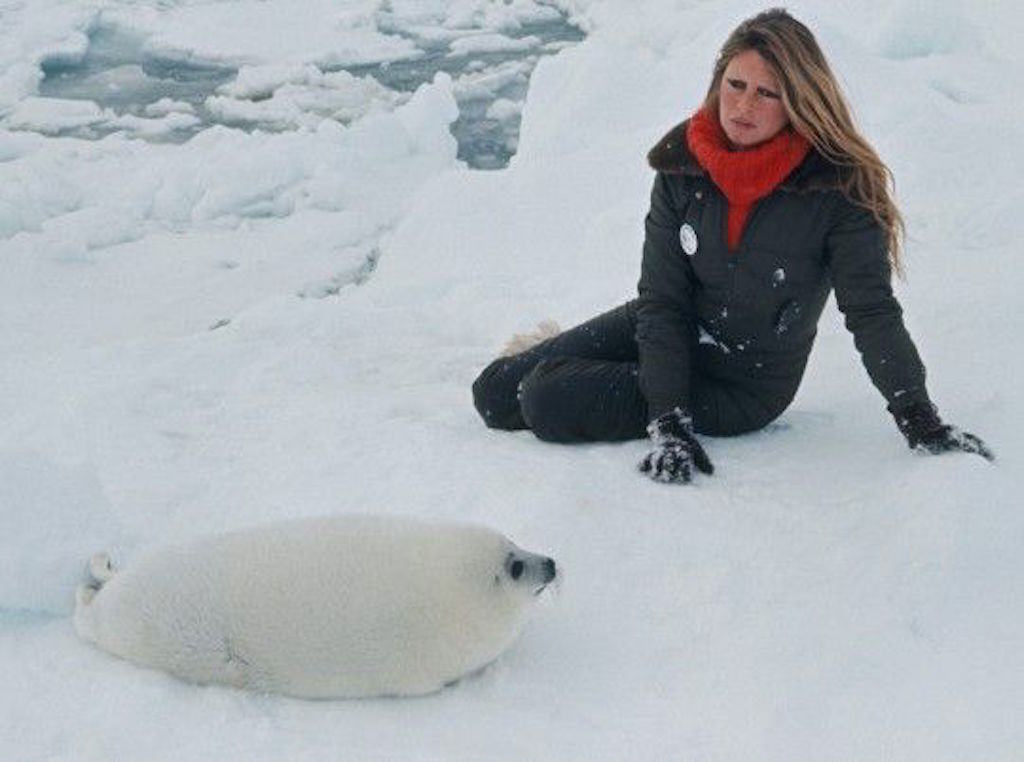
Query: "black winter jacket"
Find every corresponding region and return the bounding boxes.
[636,119,930,424]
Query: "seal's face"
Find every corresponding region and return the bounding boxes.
[499,545,557,598]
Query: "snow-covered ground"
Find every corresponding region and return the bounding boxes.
[2,0,1022,759]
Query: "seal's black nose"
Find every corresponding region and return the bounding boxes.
[542,557,556,583]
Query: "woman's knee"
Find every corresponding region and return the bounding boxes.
[518,358,579,443]
[472,357,527,430]
[521,356,648,443]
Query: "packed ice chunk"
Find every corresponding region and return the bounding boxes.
[486,97,523,121]
[3,97,113,135]
[448,33,540,58]
[207,67,407,130]
[144,97,196,117]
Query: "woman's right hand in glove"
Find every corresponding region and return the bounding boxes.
[638,408,714,484]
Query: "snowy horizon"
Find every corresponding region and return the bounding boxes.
[2,0,1022,759]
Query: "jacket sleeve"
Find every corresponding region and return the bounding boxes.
[636,172,698,423]
[825,196,930,411]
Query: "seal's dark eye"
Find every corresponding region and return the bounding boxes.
[510,560,524,580]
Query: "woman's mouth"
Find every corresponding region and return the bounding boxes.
[731,118,756,130]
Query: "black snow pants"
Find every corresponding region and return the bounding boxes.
[472,299,797,443]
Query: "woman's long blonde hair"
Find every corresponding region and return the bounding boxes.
[704,8,906,272]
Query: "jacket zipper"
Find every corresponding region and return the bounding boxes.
[726,194,774,254]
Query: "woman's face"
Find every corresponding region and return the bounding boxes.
[718,49,790,149]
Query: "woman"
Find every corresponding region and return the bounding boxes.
[472,8,992,484]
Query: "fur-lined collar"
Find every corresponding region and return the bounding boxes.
[647,119,847,193]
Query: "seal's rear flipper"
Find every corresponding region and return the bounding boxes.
[77,552,116,608]
[88,552,115,586]
[75,552,115,641]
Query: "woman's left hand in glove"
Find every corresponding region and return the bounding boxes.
[891,401,994,461]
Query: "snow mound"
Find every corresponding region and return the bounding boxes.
[873,0,982,60]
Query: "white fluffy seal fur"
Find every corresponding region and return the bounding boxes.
[74,514,556,699]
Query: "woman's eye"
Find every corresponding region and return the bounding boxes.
[727,78,745,90]
[757,87,781,99]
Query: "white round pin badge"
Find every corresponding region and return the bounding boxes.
[679,223,698,256]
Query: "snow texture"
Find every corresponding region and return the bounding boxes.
[1,0,1022,760]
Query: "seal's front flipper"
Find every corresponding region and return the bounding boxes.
[76,583,97,607]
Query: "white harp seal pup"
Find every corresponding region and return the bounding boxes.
[73,514,557,699]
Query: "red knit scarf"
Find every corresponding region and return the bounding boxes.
[686,107,810,250]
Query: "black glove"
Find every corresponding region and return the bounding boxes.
[890,401,994,461]
[638,408,714,483]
